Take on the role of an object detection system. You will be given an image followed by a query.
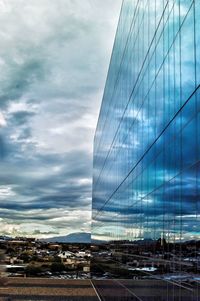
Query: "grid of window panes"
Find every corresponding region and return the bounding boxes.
[92,0,200,295]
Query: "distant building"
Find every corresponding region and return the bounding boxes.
[92,0,200,247]
[58,251,75,261]
[92,1,200,297]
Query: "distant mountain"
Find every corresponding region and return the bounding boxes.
[43,232,91,244]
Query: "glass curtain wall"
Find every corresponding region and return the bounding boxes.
[92,0,200,300]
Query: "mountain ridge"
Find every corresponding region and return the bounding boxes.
[42,232,91,243]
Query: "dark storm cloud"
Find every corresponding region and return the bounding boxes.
[0,59,46,110]
[10,111,36,126]
[0,149,93,211]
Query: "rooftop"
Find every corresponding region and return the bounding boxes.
[0,278,100,301]
[0,278,199,300]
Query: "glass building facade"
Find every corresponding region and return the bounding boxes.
[92,0,200,300]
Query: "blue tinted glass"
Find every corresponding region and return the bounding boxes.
[92,1,200,298]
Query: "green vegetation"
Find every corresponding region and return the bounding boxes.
[50,262,65,272]
[25,264,42,276]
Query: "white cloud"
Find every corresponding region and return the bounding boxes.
[0,206,91,238]
[0,185,15,198]
[0,112,6,127]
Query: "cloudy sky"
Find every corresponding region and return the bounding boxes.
[0,0,122,238]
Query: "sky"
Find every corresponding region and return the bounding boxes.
[0,0,122,238]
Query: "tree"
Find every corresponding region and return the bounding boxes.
[25,264,42,276]
[20,252,30,263]
[51,262,65,273]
